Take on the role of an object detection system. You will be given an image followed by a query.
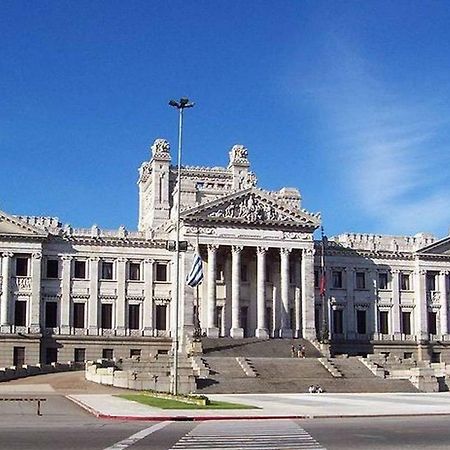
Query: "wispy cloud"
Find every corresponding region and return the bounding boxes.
[298,38,450,236]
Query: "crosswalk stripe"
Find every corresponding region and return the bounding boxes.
[170,420,325,450]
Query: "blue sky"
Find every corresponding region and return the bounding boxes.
[1,1,450,238]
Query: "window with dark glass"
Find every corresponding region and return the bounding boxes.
[240,264,248,282]
[378,273,388,290]
[401,311,411,335]
[332,270,343,288]
[16,257,29,276]
[400,273,410,291]
[333,309,343,334]
[128,262,141,281]
[356,272,366,289]
[155,263,167,282]
[428,311,437,335]
[314,270,319,288]
[379,311,389,334]
[45,302,58,328]
[426,272,437,291]
[13,347,25,367]
[128,304,140,330]
[357,310,366,334]
[101,303,113,329]
[102,348,113,359]
[155,305,167,330]
[74,260,86,279]
[101,261,113,280]
[73,303,85,328]
[74,348,86,363]
[14,301,27,326]
[130,349,141,357]
[46,259,59,278]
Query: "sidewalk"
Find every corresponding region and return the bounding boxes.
[67,392,450,421]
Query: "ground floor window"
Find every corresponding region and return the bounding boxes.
[73,303,85,328]
[130,349,141,358]
[102,348,113,360]
[74,348,86,363]
[379,311,389,334]
[45,302,58,328]
[14,300,27,326]
[333,309,343,334]
[128,304,140,330]
[401,311,411,335]
[356,310,366,334]
[13,347,25,367]
[155,305,167,330]
[101,303,113,329]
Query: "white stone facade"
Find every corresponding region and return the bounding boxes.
[1,138,450,366]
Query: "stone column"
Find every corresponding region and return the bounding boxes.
[88,257,99,334]
[30,252,42,332]
[439,270,448,337]
[230,245,244,338]
[414,267,428,341]
[391,270,401,337]
[206,244,219,338]
[301,247,316,339]
[116,258,126,334]
[143,259,154,336]
[256,246,268,338]
[0,252,12,329]
[60,255,72,333]
[280,248,293,338]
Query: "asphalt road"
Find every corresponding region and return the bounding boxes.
[1,395,450,449]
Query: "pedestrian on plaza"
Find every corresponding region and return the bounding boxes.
[291,344,296,358]
[301,345,306,358]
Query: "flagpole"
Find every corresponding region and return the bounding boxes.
[320,226,329,343]
[169,97,194,396]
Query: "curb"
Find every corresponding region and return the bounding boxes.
[66,396,450,422]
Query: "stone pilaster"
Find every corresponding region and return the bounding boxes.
[30,252,42,332]
[116,258,126,334]
[206,244,219,338]
[0,252,12,329]
[88,257,99,334]
[143,259,154,336]
[414,268,428,341]
[280,248,293,338]
[301,247,316,339]
[60,255,72,333]
[439,270,448,336]
[230,245,244,338]
[256,246,268,339]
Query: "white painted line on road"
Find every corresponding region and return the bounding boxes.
[103,421,172,450]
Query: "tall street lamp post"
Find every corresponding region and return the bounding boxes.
[169,97,194,395]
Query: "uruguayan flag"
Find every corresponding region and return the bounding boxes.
[186,252,203,287]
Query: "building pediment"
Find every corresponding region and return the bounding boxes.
[417,236,450,256]
[0,211,47,238]
[181,188,320,230]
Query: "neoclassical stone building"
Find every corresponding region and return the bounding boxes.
[0,138,449,366]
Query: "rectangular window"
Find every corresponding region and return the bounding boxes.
[401,311,411,335]
[379,311,389,334]
[73,303,85,328]
[357,310,366,334]
[155,263,168,282]
[101,303,113,329]
[130,349,141,358]
[332,270,343,288]
[356,272,366,290]
[14,300,27,326]
[74,348,86,363]
[128,304,140,330]
[45,302,58,328]
[314,270,319,288]
[426,272,437,292]
[46,259,59,278]
[13,347,25,367]
[74,260,86,279]
[155,305,167,330]
[400,273,410,291]
[431,352,441,363]
[333,309,343,334]
[128,262,141,281]
[101,261,114,280]
[240,264,248,282]
[428,311,437,335]
[378,273,388,290]
[102,348,114,360]
[16,257,29,276]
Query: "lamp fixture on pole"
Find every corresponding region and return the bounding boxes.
[169,97,194,395]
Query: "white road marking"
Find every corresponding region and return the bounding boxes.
[103,421,172,450]
[171,419,325,449]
